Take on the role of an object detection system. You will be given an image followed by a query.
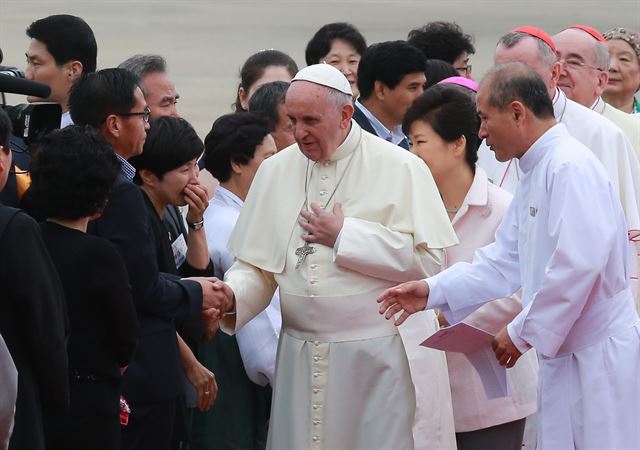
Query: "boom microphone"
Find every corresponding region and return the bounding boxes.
[0,73,51,98]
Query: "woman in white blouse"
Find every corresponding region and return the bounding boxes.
[404,83,539,450]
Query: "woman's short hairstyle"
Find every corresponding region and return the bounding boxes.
[425,59,459,89]
[304,22,367,65]
[203,112,271,183]
[234,50,298,112]
[26,125,119,219]
[129,116,203,183]
[403,84,480,169]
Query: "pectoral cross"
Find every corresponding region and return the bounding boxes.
[295,241,316,269]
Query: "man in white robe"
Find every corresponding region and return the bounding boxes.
[379,62,640,450]
[553,25,640,309]
[209,64,459,450]
[476,26,640,308]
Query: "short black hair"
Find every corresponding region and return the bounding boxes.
[403,84,480,169]
[0,109,11,152]
[26,14,97,73]
[25,125,119,219]
[408,22,475,65]
[305,22,367,65]
[203,112,271,183]
[69,68,140,127]
[357,41,427,100]
[425,59,459,89]
[129,116,203,182]
[234,50,298,112]
[483,62,555,120]
[248,81,290,131]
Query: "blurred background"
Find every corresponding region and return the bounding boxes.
[1,0,638,138]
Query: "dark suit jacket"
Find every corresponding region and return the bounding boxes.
[352,104,410,150]
[0,206,69,450]
[352,104,378,136]
[89,173,203,402]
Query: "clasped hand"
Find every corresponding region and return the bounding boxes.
[299,203,344,248]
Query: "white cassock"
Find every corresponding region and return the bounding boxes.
[220,121,459,450]
[0,333,17,450]
[478,88,640,310]
[203,186,281,387]
[429,124,640,449]
[443,167,538,441]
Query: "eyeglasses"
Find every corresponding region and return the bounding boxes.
[116,106,151,123]
[560,59,605,72]
[454,64,472,75]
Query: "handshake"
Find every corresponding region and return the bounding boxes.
[186,277,236,338]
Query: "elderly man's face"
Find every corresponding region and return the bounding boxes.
[143,71,180,118]
[554,29,608,107]
[285,81,353,162]
[477,84,522,162]
[495,37,559,98]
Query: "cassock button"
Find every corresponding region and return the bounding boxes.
[313,436,319,442]
[313,372,320,378]
[323,162,330,167]
[321,175,328,180]
[313,388,320,393]
[313,404,319,410]
[313,356,320,362]
[310,279,317,285]
[313,420,321,425]
[310,264,319,270]
[319,190,328,196]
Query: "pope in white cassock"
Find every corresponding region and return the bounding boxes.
[379,62,640,450]
[475,27,640,307]
[211,64,459,450]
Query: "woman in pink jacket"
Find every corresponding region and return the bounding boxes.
[404,82,539,450]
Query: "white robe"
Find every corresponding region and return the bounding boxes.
[429,124,640,449]
[221,121,459,450]
[478,88,640,309]
[203,186,281,387]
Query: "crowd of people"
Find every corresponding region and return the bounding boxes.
[0,13,639,450]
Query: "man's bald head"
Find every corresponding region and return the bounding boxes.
[477,62,556,161]
[481,62,555,119]
[553,27,610,107]
[495,31,562,98]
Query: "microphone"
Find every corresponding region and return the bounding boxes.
[0,73,51,98]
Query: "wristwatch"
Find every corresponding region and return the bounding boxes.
[187,219,204,230]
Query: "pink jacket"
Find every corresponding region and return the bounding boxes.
[444,167,538,432]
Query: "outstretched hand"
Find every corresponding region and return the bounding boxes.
[377,280,430,326]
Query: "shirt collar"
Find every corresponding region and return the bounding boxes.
[116,154,136,181]
[60,111,73,129]
[519,123,565,173]
[215,185,244,208]
[451,167,489,224]
[355,100,405,144]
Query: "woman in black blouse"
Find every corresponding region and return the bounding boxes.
[25,126,138,450]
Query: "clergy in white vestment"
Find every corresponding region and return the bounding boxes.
[210,64,460,450]
[379,62,640,450]
[404,83,539,450]
[475,26,640,310]
[553,24,640,310]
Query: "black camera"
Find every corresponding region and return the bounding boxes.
[0,66,61,144]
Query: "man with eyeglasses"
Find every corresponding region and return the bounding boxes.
[476,26,640,312]
[407,21,475,79]
[553,26,640,155]
[69,68,222,450]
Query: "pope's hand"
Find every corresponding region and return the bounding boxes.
[492,326,522,368]
[299,203,344,247]
[187,277,235,313]
[377,280,429,326]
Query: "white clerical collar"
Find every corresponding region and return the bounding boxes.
[329,120,358,161]
[552,88,569,123]
[591,97,607,114]
[216,185,244,208]
[355,100,405,145]
[519,123,566,173]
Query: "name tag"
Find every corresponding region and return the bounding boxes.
[171,233,188,268]
[529,206,537,217]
